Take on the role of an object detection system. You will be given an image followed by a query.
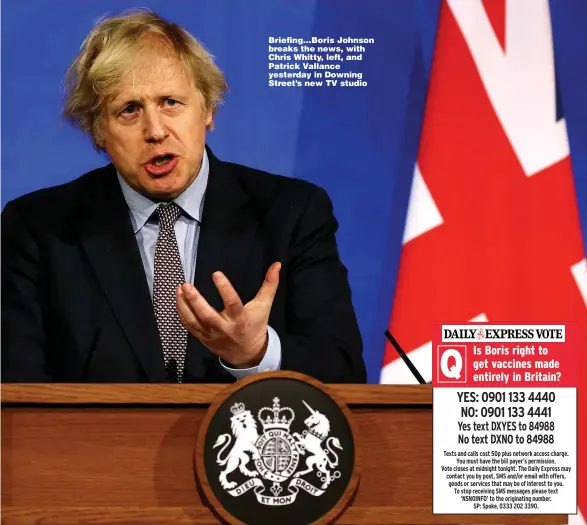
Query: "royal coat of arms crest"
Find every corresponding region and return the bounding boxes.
[212,397,343,506]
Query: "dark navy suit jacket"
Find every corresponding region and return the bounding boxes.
[1,148,366,383]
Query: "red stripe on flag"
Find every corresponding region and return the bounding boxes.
[482,0,507,51]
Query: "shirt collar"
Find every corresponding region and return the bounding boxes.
[117,148,209,234]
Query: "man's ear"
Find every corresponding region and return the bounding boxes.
[204,110,213,128]
[93,119,106,150]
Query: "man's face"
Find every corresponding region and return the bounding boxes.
[99,49,212,200]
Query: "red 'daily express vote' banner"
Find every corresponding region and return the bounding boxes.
[432,322,579,388]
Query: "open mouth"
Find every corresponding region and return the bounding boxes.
[145,154,178,176]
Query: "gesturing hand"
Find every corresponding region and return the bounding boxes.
[176,262,281,368]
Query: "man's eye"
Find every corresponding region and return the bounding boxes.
[121,104,137,115]
[165,99,179,107]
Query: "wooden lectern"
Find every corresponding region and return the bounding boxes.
[1,384,566,524]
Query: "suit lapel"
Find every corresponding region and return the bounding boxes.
[78,166,167,382]
[193,150,261,309]
[183,149,262,381]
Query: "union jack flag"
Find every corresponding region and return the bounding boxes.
[380,1,586,523]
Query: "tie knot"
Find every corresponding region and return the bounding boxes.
[156,202,182,231]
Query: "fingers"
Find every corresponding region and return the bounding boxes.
[176,286,203,332]
[177,261,281,332]
[254,262,281,304]
[177,283,225,332]
[212,271,244,318]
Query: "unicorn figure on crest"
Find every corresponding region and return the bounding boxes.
[292,401,343,489]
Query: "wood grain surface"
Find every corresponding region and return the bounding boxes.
[1,383,432,405]
[1,507,567,525]
[1,383,566,525]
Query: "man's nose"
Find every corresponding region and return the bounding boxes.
[143,107,168,143]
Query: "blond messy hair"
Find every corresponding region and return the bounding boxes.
[62,9,228,150]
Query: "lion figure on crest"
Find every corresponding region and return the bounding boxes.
[213,403,260,490]
[292,401,343,489]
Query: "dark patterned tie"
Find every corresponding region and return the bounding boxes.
[153,202,187,382]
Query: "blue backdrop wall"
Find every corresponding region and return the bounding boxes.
[2,0,586,383]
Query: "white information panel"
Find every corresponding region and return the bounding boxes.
[432,323,578,515]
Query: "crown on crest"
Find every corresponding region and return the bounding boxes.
[258,397,295,431]
[230,402,246,415]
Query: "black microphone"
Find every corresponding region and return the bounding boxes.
[384,330,428,384]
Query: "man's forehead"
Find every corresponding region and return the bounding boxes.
[109,57,194,103]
